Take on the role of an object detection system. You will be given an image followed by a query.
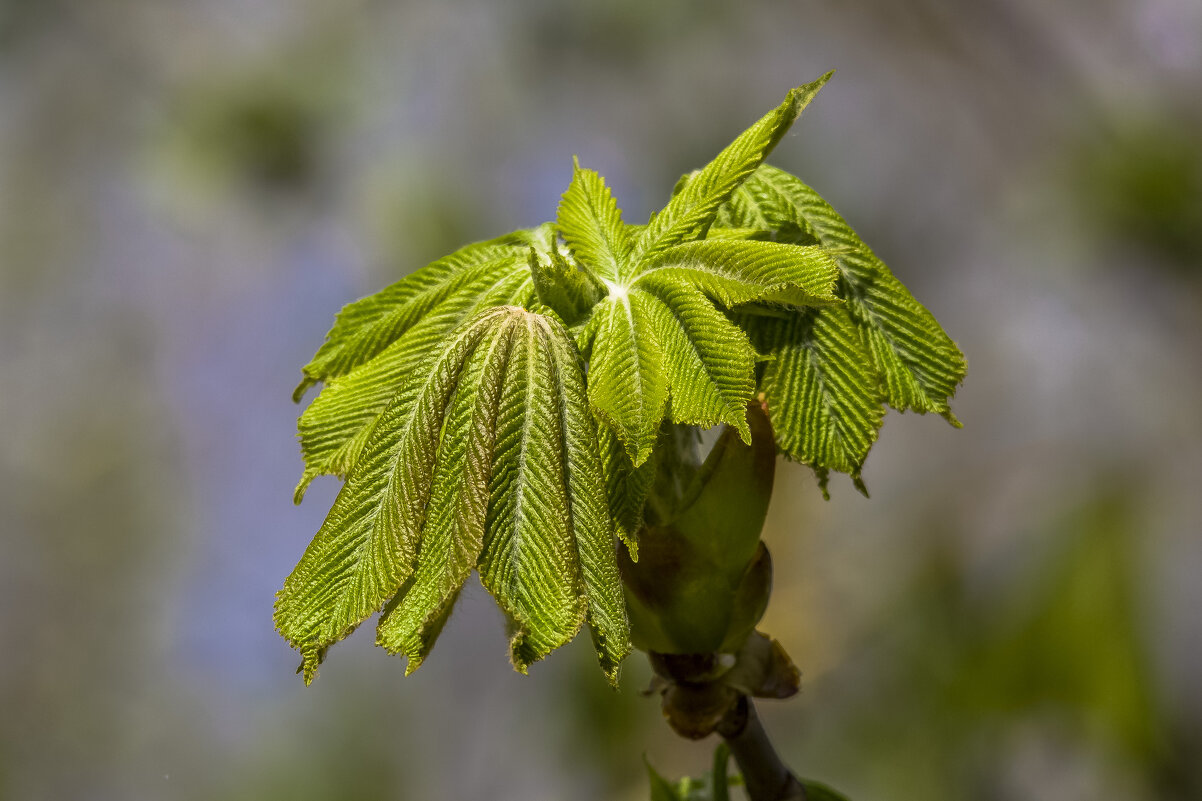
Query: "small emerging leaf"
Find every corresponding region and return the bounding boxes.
[646,759,685,801]
[557,157,633,283]
[529,242,602,326]
[645,745,740,801]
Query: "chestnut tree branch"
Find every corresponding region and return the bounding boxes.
[718,696,806,801]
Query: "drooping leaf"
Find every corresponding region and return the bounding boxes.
[557,157,633,283]
[540,318,631,679]
[635,73,831,268]
[726,165,966,422]
[279,306,630,683]
[741,305,885,496]
[599,424,657,554]
[374,320,516,671]
[293,226,552,400]
[479,311,630,677]
[294,265,533,500]
[276,307,511,683]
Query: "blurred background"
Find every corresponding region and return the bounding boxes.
[2,1,1200,799]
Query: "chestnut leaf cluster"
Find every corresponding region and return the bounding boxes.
[276,72,964,683]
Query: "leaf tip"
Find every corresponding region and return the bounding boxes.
[293,376,316,403]
[292,471,317,505]
[299,644,324,685]
[732,409,754,447]
[508,631,534,675]
[619,531,639,562]
[631,444,655,468]
[601,663,622,688]
[815,467,831,500]
[796,70,835,99]
[780,70,835,127]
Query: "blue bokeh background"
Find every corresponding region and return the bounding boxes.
[2,2,1200,799]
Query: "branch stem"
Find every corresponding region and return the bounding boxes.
[718,696,805,801]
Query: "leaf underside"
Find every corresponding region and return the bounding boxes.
[278,306,629,683]
[720,164,965,493]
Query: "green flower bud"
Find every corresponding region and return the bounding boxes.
[620,402,776,654]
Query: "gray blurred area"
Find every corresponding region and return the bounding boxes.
[2,1,1200,799]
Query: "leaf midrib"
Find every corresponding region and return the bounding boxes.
[506,314,537,601]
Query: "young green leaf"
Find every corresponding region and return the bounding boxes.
[638,280,759,443]
[727,165,966,422]
[294,265,533,500]
[293,225,553,400]
[580,236,839,464]
[557,157,633,283]
[644,744,739,801]
[280,306,630,683]
[646,758,686,801]
[528,241,602,326]
[581,289,670,466]
[635,73,831,268]
[572,80,846,463]
[374,319,516,671]
[276,307,512,683]
[637,238,839,308]
[540,318,631,679]
[477,311,629,677]
[742,306,885,497]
